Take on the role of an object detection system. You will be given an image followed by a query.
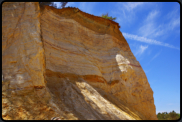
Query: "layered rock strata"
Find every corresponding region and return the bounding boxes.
[2,2,157,120]
[2,2,58,120]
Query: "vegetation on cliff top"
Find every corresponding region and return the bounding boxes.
[39,2,117,22]
[101,13,116,21]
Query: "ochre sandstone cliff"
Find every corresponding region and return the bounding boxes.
[2,2,157,120]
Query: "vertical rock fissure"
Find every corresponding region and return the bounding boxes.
[38,3,47,83]
[38,3,64,119]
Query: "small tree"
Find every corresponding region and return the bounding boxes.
[168,110,179,120]
[101,13,116,21]
[157,112,162,120]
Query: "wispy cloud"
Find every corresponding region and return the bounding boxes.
[145,50,161,66]
[135,45,148,57]
[138,8,180,38]
[78,2,96,14]
[151,51,161,61]
[144,68,151,73]
[166,8,179,20]
[53,2,74,8]
[138,10,160,38]
[112,2,145,26]
[162,8,180,32]
[156,10,180,35]
[168,16,180,30]
[65,2,75,7]
[123,2,144,11]
[123,32,179,50]
[146,10,159,21]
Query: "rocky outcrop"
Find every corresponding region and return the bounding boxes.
[2,2,157,120]
[2,2,59,120]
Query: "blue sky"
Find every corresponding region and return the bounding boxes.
[54,2,180,114]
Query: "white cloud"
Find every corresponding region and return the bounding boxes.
[53,2,60,8]
[78,2,96,14]
[112,2,145,26]
[155,11,180,35]
[166,8,179,20]
[123,32,179,50]
[144,69,151,73]
[135,45,148,56]
[138,23,157,38]
[138,10,160,38]
[140,45,148,54]
[53,2,73,8]
[146,10,159,21]
[138,8,180,38]
[65,2,75,7]
[169,16,180,30]
[165,9,180,32]
[123,2,144,11]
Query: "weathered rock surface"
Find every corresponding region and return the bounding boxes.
[2,2,157,120]
[2,2,59,120]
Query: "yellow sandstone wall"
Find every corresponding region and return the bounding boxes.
[2,2,157,120]
[2,2,60,120]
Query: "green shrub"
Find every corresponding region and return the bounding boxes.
[157,110,180,120]
[101,13,116,21]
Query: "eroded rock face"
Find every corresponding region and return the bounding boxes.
[2,2,157,120]
[2,2,58,120]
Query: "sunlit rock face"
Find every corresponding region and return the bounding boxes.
[2,2,59,120]
[2,2,157,120]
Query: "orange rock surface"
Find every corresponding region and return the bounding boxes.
[2,2,157,120]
